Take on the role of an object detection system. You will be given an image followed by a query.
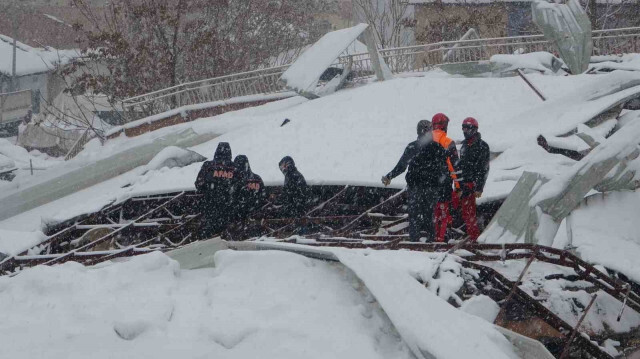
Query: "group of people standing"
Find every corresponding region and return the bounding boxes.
[194,113,489,242]
[382,113,490,243]
[194,142,309,237]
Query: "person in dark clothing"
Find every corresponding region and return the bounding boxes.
[233,155,266,221]
[382,120,449,242]
[194,142,238,237]
[454,117,490,241]
[278,156,310,217]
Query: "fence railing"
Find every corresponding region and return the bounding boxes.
[122,65,290,121]
[121,27,640,121]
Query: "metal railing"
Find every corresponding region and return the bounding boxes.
[64,127,93,161]
[121,27,640,121]
[122,65,290,121]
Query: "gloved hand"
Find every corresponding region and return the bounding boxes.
[381,175,391,186]
[474,192,482,198]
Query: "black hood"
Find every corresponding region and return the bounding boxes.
[234,155,252,176]
[279,156,296,173]
[214,142,232,162]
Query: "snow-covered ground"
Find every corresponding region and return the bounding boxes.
[0,246,532,358]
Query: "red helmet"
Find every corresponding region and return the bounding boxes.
[432,113,450,130]
[462,117,479,128]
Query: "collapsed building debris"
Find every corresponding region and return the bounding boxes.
[1,182,639,357]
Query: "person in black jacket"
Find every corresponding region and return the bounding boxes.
[194,142,238,237]
[233,155,266,221]
[382,120,449,242]
[278,156,310,217]
[455,117,490,241]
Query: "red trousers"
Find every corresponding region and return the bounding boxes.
[435,189,480,242]
[434,201,450,242]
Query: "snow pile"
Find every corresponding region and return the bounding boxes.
[490,52,563,74]
[0,250,413,359]
[590,53,640,72]
[279,23,368,94]
[554,190,640,283]
[461,295,501,323]
[144,146,206,173]
[0,229,45,256]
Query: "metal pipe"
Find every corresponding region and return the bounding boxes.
[516,69,547,101]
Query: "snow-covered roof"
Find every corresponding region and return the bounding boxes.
[0,34,80,77]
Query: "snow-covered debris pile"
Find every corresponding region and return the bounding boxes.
[490,52,564,74]
[481,258,640,356]
[591,54,640,73]
[332,249,520,359]
[0,250,414,359]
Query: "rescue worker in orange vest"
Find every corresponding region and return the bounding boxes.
[431,113,460,242]
[456,117,490,241]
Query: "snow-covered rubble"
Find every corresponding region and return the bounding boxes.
[591,54,640,73]
[332,249,519,359]
[482,259,640,336]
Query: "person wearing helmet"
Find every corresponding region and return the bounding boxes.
[431,113,461,243]
[278,156,310,217]
[382,120,449,242]
[456,117,490,241]
[194,142,239,238]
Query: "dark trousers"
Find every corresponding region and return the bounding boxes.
[199,195,233,239]
[407,186,439,242]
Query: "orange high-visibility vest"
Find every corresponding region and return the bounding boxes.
[433,130,460,190]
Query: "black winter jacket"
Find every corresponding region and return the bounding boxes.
[195,143,238,204]
[281,166,310,217]
[233,156,266,218]
[457,133,490,194]
[386,135,449,188]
